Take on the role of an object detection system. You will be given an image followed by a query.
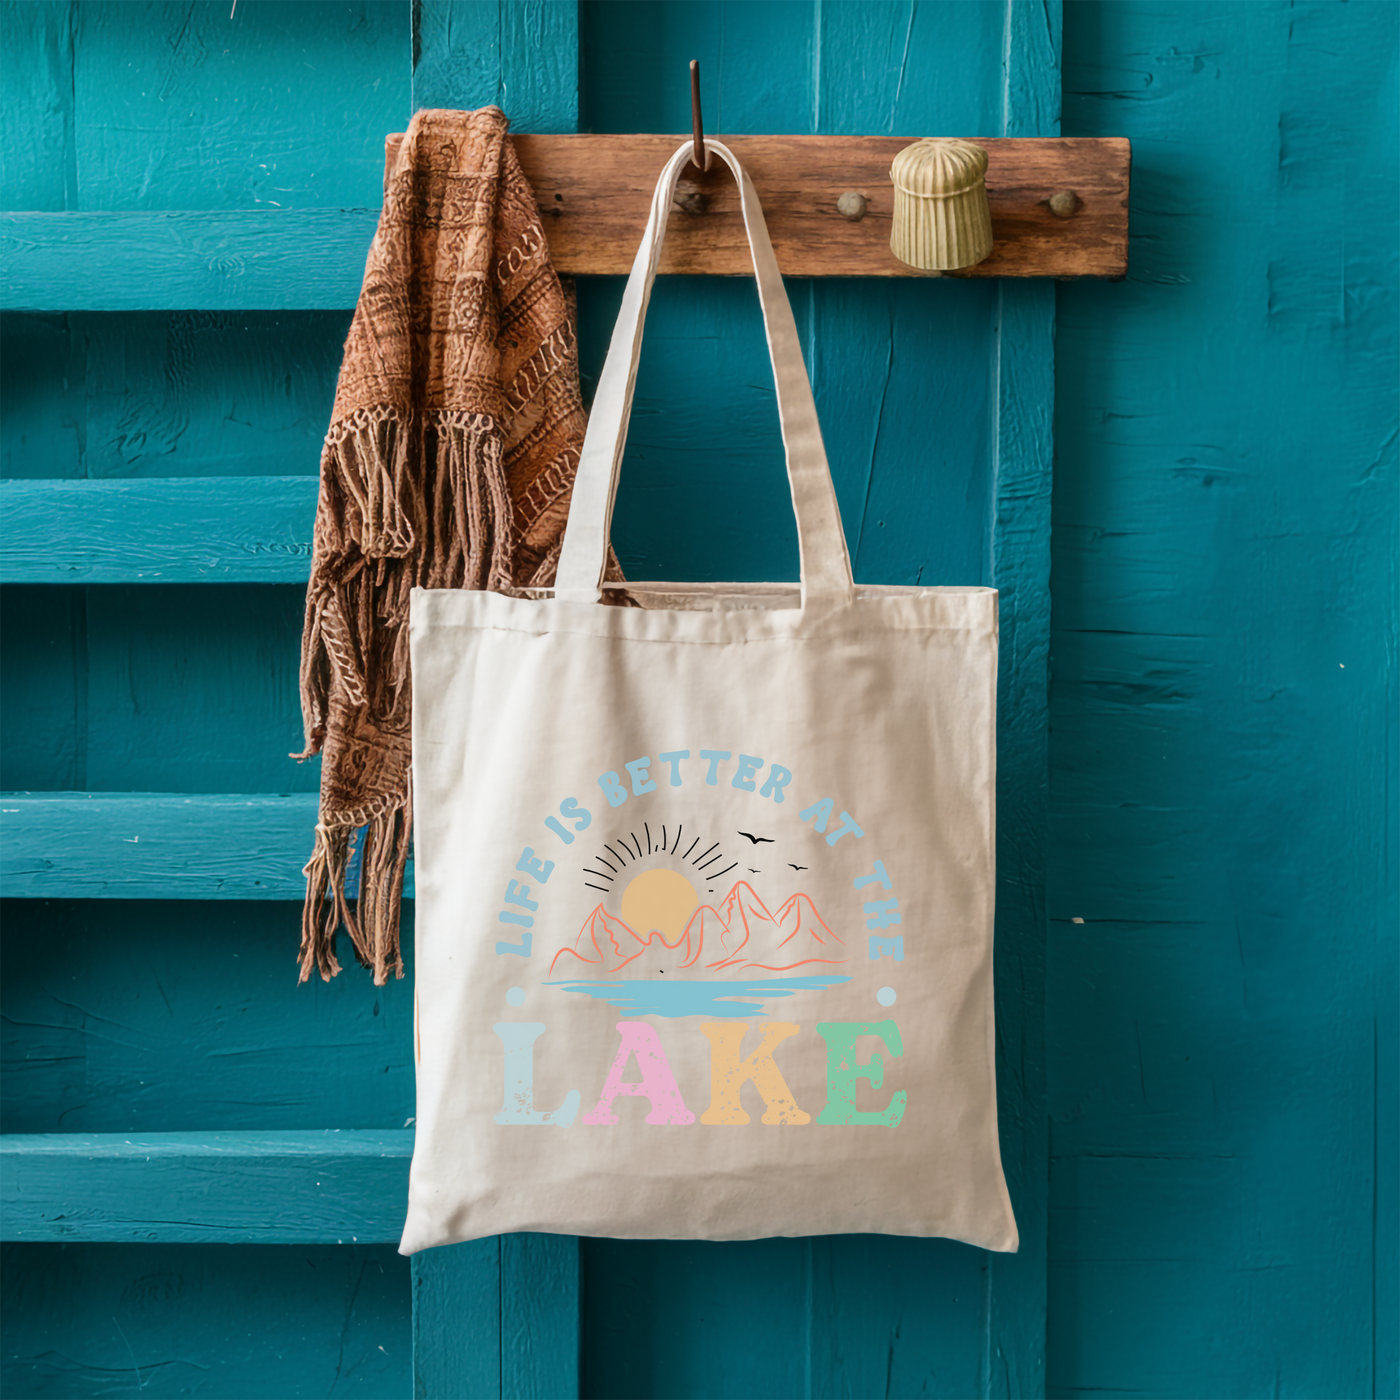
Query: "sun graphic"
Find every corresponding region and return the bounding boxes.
[619,868,700,946]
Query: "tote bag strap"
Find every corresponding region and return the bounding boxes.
[553,139,856,607]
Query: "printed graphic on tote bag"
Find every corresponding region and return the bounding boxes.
[491,746,908,1130]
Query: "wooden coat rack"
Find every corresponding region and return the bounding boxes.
[383,131,1129,280]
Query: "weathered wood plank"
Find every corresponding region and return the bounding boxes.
[412,1240,504,1400]
[392,132,1130,279]
[1,311,346,483]
[0,1130,412,1243]
[501,1234,581,1400]
[0,0,75,212]
[0,209,380,311]
[1,899,414,1136]
[1050,3,1398,1395]
[2,1240,411,1398]
[410,0,502,118]
[0,477,317,583]
[986,271,1054,1397]
[71,0,408,213]
[0,793,412,899]
[981,3,1058,1392]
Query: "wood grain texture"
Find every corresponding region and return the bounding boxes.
[2,1242,410,1398]
[1,478,317,582]
[501,1235,582,1400]
[988,276,1054,1398]
[71,0,409,212]
[1,583,316,796]
[83,586,313,794]
[0,0,75,212]
[0,793,417,898]
[412,0,579,133]
[1,1130,412,1243]
[4,589,321,803]
[1049,3,1398,1397]
[1,210,381,311]
[1,899,415,1134]
[412,1240,505,1400]
[0,588,86,791]
[388,132,1129,278]
[1,311,346,481]
[982,2,1061,1393]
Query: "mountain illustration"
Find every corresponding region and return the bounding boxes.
[707,881,779,967]
[770,893,846,965]
[549,881,846,977]
[683,903,730,955]
[551,905,641,972]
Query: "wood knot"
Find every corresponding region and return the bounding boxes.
[673,183,708,216]
[1045,189,1082,219]
[836,191,869,222]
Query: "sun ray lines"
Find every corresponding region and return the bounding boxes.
[583,825,731,894]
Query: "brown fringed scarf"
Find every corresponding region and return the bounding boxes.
[294,106,599,984]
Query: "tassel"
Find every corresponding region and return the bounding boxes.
[298,807,409,987]
[299,825,354,982]
[357,795,412,985]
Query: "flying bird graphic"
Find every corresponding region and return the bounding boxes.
[748,868,761,874]
[788,864,809,872]
[738,832,775,845]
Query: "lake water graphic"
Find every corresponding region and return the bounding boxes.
[543,975,853,1018]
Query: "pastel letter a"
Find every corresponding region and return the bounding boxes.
[583,1022,695,1125]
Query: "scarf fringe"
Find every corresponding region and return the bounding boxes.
[297,791,411,986]
[327,404,416,560]
[296,409,512,981]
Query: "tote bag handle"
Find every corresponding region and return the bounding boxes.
[553,139,856,607]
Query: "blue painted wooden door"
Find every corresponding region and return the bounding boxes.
[1,2,1054,1395]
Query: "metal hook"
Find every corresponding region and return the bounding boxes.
[689,60,711,173]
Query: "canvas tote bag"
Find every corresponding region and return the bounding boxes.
[400,140,1018,1254]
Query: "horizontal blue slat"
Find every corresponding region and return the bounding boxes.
[1,211,377,311]
[0,1130,412,1242]
[0,793,414,898]
[1,477,317,583]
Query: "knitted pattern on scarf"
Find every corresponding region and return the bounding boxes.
[294,106,595,984]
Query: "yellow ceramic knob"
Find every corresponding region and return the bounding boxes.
[889,138,994,271]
